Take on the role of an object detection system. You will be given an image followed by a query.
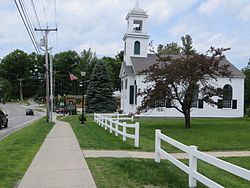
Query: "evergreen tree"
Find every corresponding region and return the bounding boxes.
[243,59,250,112]
[86,61,116,113]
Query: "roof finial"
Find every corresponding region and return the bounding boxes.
[135,0,140,9]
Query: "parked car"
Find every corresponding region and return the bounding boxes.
[0,109,8,129]
[26,109,34,115]
[55,107,67,114]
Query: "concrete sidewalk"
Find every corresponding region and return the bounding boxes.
[83,150,250,159]
[18,115,96,188]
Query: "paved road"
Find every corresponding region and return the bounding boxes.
[0,103,44,141]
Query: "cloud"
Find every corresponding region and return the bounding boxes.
[144,0,198,24]
[239,4,250,22]
[75,41,123,57]
[198,0,250,20]
[1,0,250,69]
[198,0,222,15]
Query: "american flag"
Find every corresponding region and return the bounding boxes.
[69,73,78,81]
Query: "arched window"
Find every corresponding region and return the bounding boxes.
[134,41,140,55]
[223,85,233,100]
[222,84,233,108]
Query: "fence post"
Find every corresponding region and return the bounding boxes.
[155,129,161,163]
[110,120,113,133]
[105,118,108,130]
[98,115,101,126]
[132,115,134,122]
[134,122,139,147]
[115,122,118,137]
[101,116,104,127]
[117,114,120,122]
[189,145,198,188]
[123,122,126,141]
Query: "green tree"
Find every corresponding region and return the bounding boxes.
[86,61,116,113]
[0,49,32,99]
[100,56,122,91]
[138,35,232,129]
[115,50,124,62]
[76,48,99,94]
[53,50,80,95]
[24,53,45,97]
[243,59,250,112]
[0,77,11,101]
[157,42,181,55]
[181,34,196,55]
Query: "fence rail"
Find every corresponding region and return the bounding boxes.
[94,114,139,147]
[155,129,250,188]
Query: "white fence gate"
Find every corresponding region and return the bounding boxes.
[155,129,250,188]
[94,114,139,147]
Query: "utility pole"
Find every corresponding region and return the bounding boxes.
[17,78,24,102]
[35,27,57,122]
[49,53,53,122]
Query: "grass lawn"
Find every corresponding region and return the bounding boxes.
[0,118,53,188]
[35,108,45,112]
[60,115,135,150]
[138,117,250,152]
[62,115,250,152]
[86,157,250,188]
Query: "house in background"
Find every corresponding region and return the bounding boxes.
[119,2,245,117]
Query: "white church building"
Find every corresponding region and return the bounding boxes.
[119,2,245,118]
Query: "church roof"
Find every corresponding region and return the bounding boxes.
[129,54,245,78]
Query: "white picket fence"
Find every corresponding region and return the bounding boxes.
[94,114,139,147]
[155,129,250,188]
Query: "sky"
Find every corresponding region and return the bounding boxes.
[0,0,250,69]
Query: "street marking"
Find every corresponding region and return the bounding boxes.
[0,106,10,114]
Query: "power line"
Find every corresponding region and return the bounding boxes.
[20,0,41,52]
[30,0,42,29]
[30,0,43,38]
[42,0,48,27]
[14,0,40,54]
[54,0,58,48]
[19,0,41,54]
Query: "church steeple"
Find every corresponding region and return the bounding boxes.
[134,0,140,11]
[135,0,139,8]
[123,1,150,66]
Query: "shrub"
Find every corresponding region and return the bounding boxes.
[246,107,250,117]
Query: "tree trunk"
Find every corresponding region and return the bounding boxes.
[184,108,191,129]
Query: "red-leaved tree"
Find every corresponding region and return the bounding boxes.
[138,35,232,128]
